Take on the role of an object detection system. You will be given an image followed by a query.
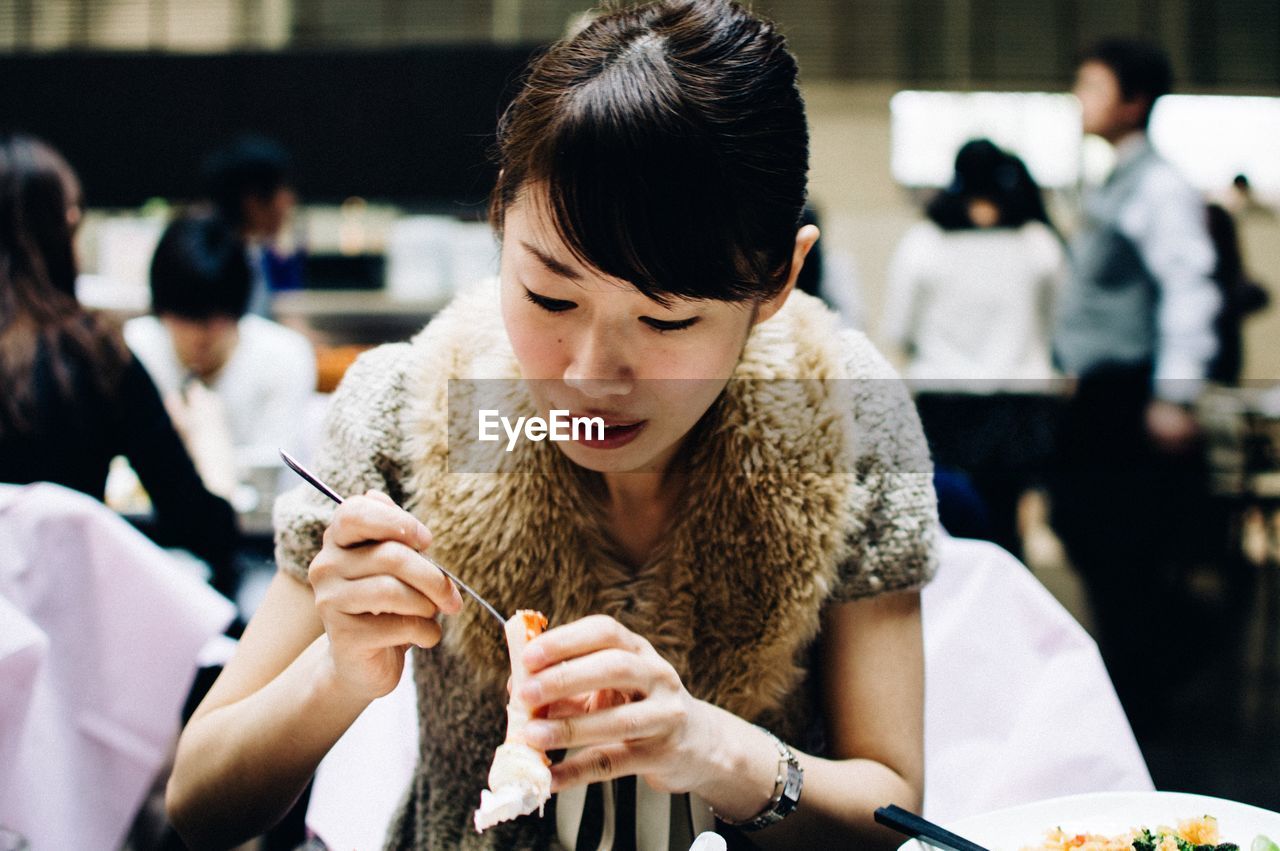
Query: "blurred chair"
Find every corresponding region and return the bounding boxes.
[303,535,1151,846]
[0,482,236,851]
[1195,386,1280,735]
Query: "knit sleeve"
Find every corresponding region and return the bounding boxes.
[829,331,939,602]
[272,343,416,584]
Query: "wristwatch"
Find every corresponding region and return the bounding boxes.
[716,727,804,832]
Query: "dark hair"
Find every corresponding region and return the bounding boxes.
[490,0,809,305]
[0,134,127,435]
[149,214,252,320]
[1080,39,1172,128]
[202,135,292,227]
[926,139,1053,232]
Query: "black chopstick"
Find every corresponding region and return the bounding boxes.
[874,804,991,851]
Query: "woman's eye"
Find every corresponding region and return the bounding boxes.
[524,288,576,313]
[640,316,699,333]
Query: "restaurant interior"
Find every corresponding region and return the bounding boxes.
[1,1,1279,849]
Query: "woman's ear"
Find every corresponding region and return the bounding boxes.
[753,224,820,326]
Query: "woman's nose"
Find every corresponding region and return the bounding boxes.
[562,326,633,398]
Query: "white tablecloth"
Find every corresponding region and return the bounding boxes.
[304,534,1152,848]
[0,482,237,850]
[0,595,45,789]
[921,536,1153,822]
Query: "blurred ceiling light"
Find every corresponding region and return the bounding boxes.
[892,90,1280,198]
[890,90,1083,189]
[1149,95,1280,195]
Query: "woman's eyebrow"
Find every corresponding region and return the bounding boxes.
[520,240,582,281]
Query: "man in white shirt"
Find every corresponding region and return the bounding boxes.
[126,214,316,488]
[1051,39,1220,738]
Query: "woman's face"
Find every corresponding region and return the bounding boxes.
[498,195,781,477]
[966,197,1001,228]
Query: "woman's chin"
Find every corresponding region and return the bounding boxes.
[553,439,654,475]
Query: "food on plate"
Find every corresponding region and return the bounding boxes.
[1026,816,1243,851]
[473,610,553,832]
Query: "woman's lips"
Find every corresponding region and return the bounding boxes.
[573,419,647,449]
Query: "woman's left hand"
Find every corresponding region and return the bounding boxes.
[516,614,719,795]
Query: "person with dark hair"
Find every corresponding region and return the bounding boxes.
[125,213,315,485]
[1205,202,1270,385]
[0,134,239,591]
[921,139,1055,234]
[883,139,1064,557]
[1075,39,1172,131]
[203,136,292,231]
[169,2,938,848]
[201,135,299,316]
[1051,39,1221,736]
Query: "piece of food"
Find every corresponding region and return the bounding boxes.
[1026,816,1241,851]
[1252,836,1278,851]
[474,610,553,832]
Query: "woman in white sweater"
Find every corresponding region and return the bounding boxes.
[882,139,1065,557]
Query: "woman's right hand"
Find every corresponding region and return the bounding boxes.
[308,490,464,701]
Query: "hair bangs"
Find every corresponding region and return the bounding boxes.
[490,0,807,305]
[535,75,768,304]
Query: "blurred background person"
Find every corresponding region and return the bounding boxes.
[125,213,316,486]
[0,133,239,593]
[1052,39,1221,737]
[121,210,316,848]
[1205,201,1270,386]
[201,135,301,317]
[883,138,1065,557]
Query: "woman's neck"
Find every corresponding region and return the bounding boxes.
[597,422,694,506]
[596,441,691,567]
[599,472,677,569]
[601,469,666,509]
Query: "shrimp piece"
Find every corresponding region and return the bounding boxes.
[474,610,553,832]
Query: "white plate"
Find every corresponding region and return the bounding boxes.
[898,792,1280,851]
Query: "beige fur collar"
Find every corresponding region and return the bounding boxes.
[399,282,863,721]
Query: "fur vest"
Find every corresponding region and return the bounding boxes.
[274,282,937,850]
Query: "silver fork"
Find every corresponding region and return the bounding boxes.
[280,449,508,627]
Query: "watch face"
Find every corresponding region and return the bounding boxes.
[783,767,803,802]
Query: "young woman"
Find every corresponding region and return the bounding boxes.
[881,138,1064,557]
[0,134,238,589]
[168,2,937,848]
